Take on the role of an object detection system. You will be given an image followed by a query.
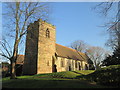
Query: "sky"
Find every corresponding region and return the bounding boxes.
[1,2,118,59]
[48,2,117,50]
[0,2,118,63]
[0,2,1,40]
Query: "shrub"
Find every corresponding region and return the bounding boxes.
[2,71,10,78]
[87,65,120,87]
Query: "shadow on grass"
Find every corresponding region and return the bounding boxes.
[71,71,84,75]
[3,66,120,88]
[2,78,108,88]
[75,65,120,88]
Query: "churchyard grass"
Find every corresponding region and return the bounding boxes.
[2,70,117,88]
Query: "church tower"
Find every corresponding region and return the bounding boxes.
[23,19,56,74]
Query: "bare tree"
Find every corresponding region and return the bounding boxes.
[93,1,120,66]
[94,1,120,50]
[86,46,107,70]
[0,2,49,79]
[70,40,88,53]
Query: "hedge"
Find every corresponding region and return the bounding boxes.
[86,65,120,87]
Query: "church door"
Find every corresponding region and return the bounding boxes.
[68,65,71,71]
[53,64,57,72]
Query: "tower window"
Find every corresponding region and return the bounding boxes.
[46,28,50,38]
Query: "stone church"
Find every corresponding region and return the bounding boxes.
[22,19,91,75]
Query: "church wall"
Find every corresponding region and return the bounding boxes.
[55,57,86,72]
[72,60,75,71]
[82,61,89,70]
[55,57,65,72]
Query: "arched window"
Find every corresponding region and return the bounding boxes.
[78,62,81,70]
[61,58,64,67]
[46,28,50,38]
[75,61,77,68]
[72,61,74,66]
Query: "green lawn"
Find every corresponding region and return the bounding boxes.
[2,70,114,88]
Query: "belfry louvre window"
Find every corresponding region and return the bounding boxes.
[46,28,50,38]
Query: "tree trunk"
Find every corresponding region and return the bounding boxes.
[9,2,20,79]
[94,60,97,70]
[10,41,19,79]
[10,58,16,79]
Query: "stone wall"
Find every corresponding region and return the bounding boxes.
[37,19,56,74]
[23,21,39,75]
[23,19,56,74]
[55,57,89,72]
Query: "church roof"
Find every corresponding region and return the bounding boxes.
[16,44,89,64]
[56,44,88,62]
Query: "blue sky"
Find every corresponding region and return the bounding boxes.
[49,2,117,50]
[1,2,118,63]
[1,2,117,57]
[0,2,1,40]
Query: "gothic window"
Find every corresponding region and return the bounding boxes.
[75,61,77,68]
[72,61,74,67]
[78,62,81,70]
[46,28,50,38]
[72,60,74,71]
[61,58,64,67]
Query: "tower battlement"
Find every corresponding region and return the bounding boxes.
[28,19,56,30]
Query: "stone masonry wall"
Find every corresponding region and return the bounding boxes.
[23,21,39,75]
[37,19,56,74]
[23,19,56,74]
[55,57,88,72]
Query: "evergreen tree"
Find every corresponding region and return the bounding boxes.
[102,46,120,66]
